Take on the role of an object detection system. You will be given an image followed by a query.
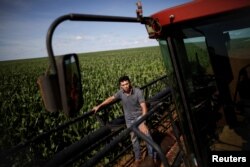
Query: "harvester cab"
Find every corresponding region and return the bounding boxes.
[150,0,250,166]
[34,0,250,167]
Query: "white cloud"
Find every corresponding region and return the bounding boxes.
[75,36,83,40]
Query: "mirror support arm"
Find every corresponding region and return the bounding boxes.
[46,14,140,74]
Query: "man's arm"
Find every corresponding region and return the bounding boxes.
[137,88,147,115]
[139,101,150,134]
[140,102,148,116]
[92,96,115,113]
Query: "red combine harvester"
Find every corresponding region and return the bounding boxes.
[2,0,250,167]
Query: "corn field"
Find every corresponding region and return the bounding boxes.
[0,46,167,164]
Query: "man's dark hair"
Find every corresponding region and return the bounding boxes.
[118,75,130,84]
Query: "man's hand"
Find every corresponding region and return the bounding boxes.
[92,106,100,113]
[139,122,149,135]
[92,96,115,114]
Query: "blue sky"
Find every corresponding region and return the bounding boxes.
[0,0,191,61]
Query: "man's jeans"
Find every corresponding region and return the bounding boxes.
[126,116,154,160]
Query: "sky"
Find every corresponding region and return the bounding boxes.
[0,0,191,61]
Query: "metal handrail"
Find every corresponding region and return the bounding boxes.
[140,75,168,90]
[82,101,171,167]
[131,102,170,167]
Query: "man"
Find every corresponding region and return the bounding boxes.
[92,76,154,166]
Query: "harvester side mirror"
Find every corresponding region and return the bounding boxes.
[56,54,83,117]
[37,54,83,117]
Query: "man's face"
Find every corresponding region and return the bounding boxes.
[120,80,131,93]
